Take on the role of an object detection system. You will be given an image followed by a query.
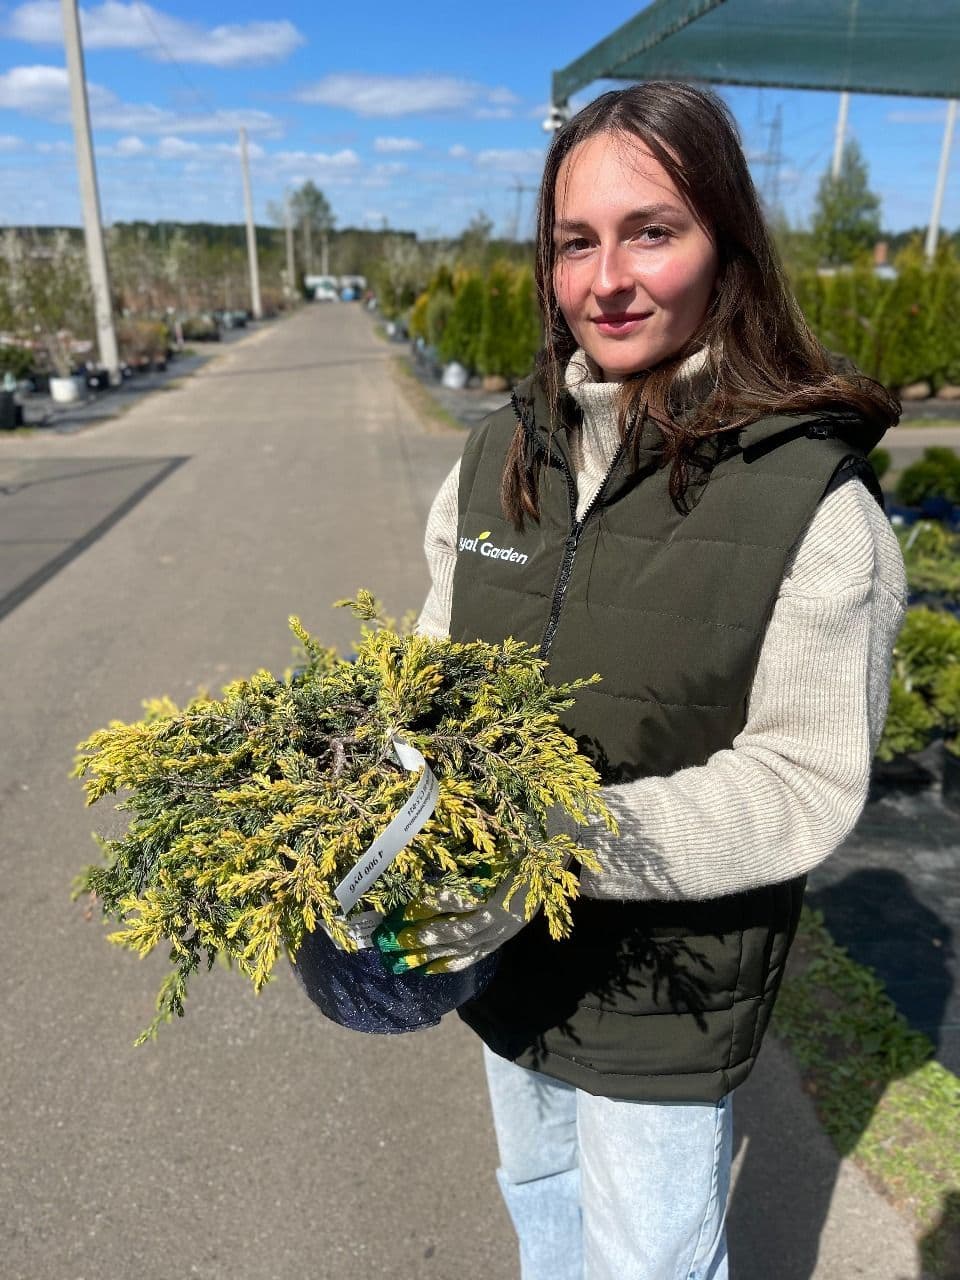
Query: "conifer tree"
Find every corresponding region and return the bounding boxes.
[811,139,882,267]
[510,266,541,380]
[438,271,483,369]
[477,260,517,378]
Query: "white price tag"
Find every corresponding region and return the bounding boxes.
[333,736,439,914]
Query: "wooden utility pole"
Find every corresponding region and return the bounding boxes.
[238,128,262,319]
[60,0,120,383]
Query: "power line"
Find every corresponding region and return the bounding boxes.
[132,1,220,117]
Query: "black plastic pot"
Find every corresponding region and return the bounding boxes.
[0,390,18,429]
[869,751,936,799]
[943,746,960,811]
[290,926,498,1034]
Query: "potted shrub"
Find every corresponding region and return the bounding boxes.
[896,447,960,527]
[873,675,938,788]
[1,229,92,404]
[897,520,960,613]
[72,598,614,1044]
[874,606,960,788]
[933,664,960,808]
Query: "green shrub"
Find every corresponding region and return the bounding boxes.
[897,447,960,506]
[439,272,483,370]
[868,447,891,480]
[897,521,960,602]
[876,676,938,761]
[477,260,517,378]
[408,290,430,341]
[933,664,960,756]
[792,244,960,390]
[877,605,960,762]
[510,267,540,381]
[895,605,960,695]
[0,343,35,379]
[425,288,454,350]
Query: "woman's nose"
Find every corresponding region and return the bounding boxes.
[593,242,633,298]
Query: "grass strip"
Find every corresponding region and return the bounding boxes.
[774,907,960,1276]
[389,355,464,435]
[896,419,960,430]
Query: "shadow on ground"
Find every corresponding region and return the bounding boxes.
[728,864,954,1279]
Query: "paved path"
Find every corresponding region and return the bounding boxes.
[0,306,923,1278]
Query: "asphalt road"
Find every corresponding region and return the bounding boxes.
[0,306,921,1279]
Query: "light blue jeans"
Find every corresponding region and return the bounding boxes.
[483,1046,732,1280]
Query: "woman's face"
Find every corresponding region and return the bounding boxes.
[552,131,719,382]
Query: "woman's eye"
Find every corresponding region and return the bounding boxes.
[637,225,670,243]
[558,237,591,255]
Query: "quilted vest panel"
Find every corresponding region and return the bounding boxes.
[451,392,877,1101]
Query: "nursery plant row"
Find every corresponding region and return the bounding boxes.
[875,447,960,805]
[407,241,960,396]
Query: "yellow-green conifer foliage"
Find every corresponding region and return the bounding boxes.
[73,595,615,1044]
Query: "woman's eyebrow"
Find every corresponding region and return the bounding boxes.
[554,204,687,232]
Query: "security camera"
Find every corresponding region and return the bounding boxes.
[542,104,570,133]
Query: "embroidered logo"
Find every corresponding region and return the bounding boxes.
[458,529,529,565]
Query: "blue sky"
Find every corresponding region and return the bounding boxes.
[0,0,956,237]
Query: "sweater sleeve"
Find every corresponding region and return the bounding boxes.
[415,458,460,639]
[578,479,908,902]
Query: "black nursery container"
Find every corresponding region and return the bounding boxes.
[290,926,498,1034]
[943,747,960,812]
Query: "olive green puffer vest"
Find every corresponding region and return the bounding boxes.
[452,377,886,1102]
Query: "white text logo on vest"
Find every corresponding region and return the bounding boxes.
[459,529,529,565]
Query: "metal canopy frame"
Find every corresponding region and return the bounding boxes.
[552,0,960,105]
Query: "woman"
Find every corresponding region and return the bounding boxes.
[377,82,907,1279]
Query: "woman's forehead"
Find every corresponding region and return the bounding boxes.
[555,133,684,212]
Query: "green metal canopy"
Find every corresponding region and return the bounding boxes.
[552,0,960,105]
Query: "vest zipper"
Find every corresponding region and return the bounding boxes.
[540,440,629,659]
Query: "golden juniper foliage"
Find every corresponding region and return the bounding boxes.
[73,595,616,1045]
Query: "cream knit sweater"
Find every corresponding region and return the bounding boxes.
[417,362,908,903]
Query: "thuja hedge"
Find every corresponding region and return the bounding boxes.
[408,241,960,391]
[409,261,540,380]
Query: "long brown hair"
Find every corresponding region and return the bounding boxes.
[502,80,898,526]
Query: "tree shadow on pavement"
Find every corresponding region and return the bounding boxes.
[728,868,954,1279]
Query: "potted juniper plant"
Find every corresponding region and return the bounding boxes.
[876,605,960,798]
[933,664,960,809]
[73,593,615,1043]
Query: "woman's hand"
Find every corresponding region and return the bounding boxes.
[373,879,532,974]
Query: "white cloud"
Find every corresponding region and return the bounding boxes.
[0,64,71,113]
[156,135,201,159]
[448,144,469,159]
[266,148,361,172]
[476,147,544,173]
[0,64,282,136]
[35,138,71,153]
[0,134,24,151]
[4,1,304,67]
[373,136,422,153]
[296,73,520,119]
[114,134,147,157]
[886,107,949,125]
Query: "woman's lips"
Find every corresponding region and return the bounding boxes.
[591,313,652,334]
